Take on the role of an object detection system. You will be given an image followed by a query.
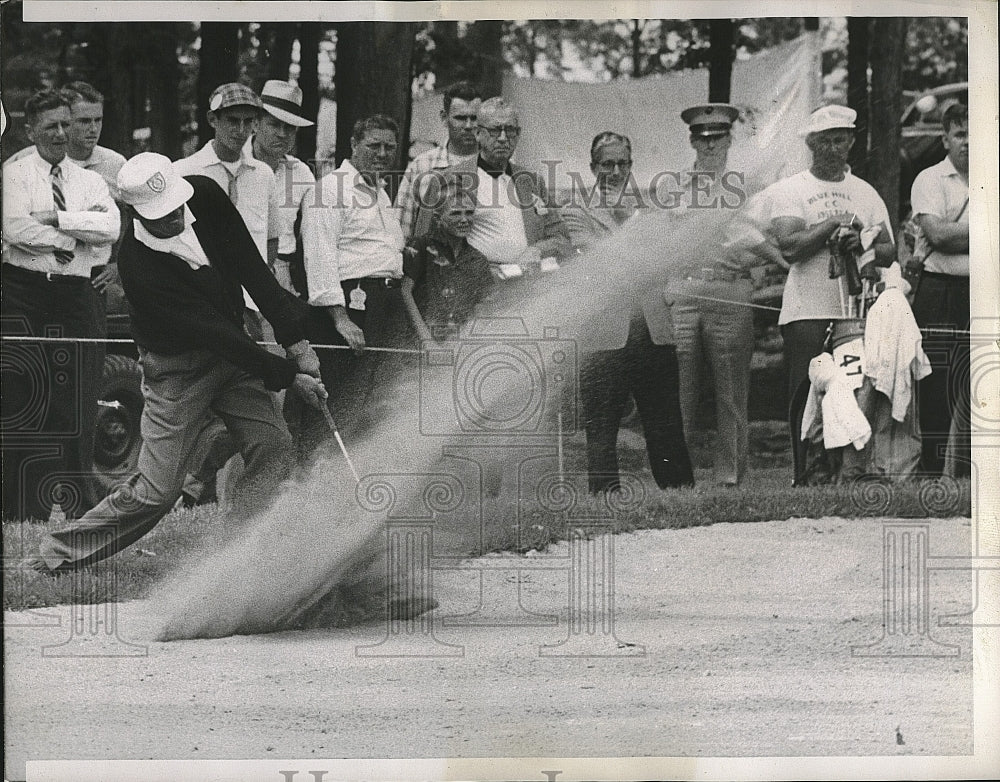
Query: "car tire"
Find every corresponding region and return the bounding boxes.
[91,354,144,499]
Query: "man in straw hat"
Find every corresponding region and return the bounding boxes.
[766,104,895,484]
[250,79,316,296]
[22,153,328,575]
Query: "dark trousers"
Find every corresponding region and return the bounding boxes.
[286,279,399,462]
[580,322,694,494]
[911,272,970,476]
[1,266,105,519]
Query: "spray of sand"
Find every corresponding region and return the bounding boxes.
[147,207,745,641]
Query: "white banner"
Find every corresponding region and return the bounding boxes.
[411,34,820,194]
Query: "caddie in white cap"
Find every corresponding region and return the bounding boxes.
[798,104,857,137]
[764,104,896,486]
[22,151,330,577]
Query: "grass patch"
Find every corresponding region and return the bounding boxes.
[3,422,971,612]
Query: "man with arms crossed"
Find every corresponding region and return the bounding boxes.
[909,102,970,477]
[464,97,570,280]
[2,89,120,520]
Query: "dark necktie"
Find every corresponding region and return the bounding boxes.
[50,165,75,265]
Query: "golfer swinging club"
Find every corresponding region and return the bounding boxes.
[24,152,329,576]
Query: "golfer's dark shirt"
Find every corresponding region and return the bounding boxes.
[118,175,309,391]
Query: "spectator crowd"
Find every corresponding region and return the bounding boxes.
[1,77,971,576]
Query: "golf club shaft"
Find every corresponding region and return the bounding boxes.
[321,405,361,483]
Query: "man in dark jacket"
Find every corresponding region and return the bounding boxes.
[24,152,328,574]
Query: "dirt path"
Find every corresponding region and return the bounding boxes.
[4,517,978,780]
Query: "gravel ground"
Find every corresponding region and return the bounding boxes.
[4,515,987,781]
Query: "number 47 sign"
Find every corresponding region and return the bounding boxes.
[832,320,866,391]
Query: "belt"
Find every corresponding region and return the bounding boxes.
[341,276,402,290]
[679,267,751,283]
[275,253,296,263]
[1,264,91,285]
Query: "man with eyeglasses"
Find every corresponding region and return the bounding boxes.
[462,97,569,280]
[396,81,482,239]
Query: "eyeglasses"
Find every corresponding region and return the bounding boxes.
[478,124,521,138]
[595,159,632,172]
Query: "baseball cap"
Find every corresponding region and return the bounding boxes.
[260,80,314,127]
[799,105,857,137]
[681,103,739,137]
[117,152,194,220]
[208,83,263,113]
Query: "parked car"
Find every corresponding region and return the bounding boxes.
[92,283,143,497]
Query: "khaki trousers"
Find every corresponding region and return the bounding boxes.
[38,348,294,570]
[672,277,754,485]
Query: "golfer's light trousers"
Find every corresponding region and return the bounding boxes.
[38,348,294,570]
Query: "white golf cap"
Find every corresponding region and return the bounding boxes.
[117,152,194,220]
[799,104,857,137]
[260,80,314,127]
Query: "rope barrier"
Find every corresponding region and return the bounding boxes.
[664,290,974,335]
[667,289,782,312]
[0,335,427,354]
[0,299,977,348]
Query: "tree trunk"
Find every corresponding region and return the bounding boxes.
[431,21,460,88]
[334,21,417,193]
[631,19,643,78]
[708,19,735,102]
[262,22,297,83]
[147,26,183,159]
[869,18,907,229]
[197,22,240,147]
[103,31,134,157]
[296,23,320,166]
[465,20,503,98]
[846,17,871,178]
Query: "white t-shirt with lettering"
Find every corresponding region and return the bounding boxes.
[768,170,892,325]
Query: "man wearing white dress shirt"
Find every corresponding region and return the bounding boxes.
[173,83,278,506]
[174,83,273,269]
[1,89,120,520]
[299,113,404,452]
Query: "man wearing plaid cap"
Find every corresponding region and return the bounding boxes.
[175,83,273,268]
[174,83,279,506]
